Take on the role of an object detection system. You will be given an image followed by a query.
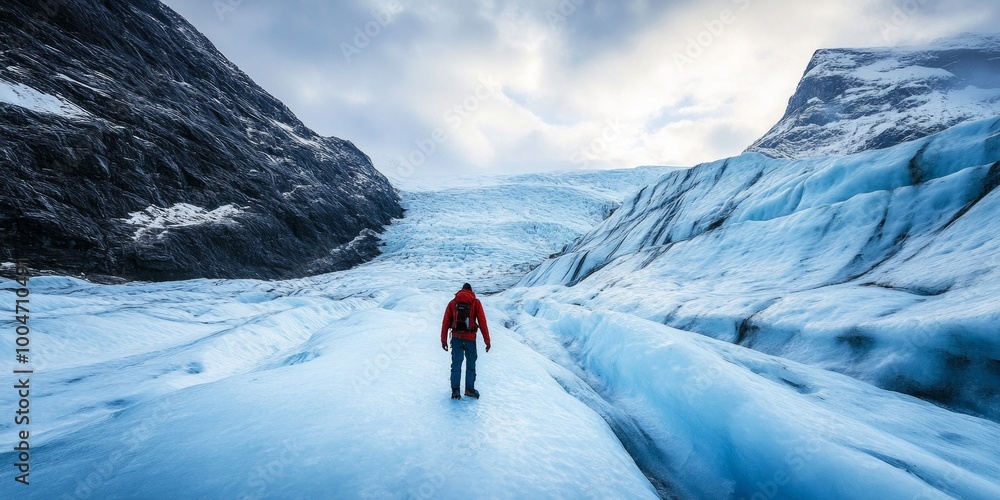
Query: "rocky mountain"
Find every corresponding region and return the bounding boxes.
[0,0,402,281]
[747,33,1000,158]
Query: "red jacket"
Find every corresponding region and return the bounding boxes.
[441,289,490,345]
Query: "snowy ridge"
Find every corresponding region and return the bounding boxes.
[521,115,1000,421]
[747,33,1000,158]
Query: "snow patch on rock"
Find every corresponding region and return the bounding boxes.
[123,203,244,240]
[0,78,91,119]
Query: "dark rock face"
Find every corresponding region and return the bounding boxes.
[747,33,1000,159]
[0,0,402,281]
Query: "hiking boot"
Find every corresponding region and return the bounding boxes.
[452,388,461,399]
[465,388,480,399]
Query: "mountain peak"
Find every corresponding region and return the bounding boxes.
[0,0,402,281]
[747,33,1000,159]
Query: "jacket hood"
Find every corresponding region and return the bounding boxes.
[455,289,476,302]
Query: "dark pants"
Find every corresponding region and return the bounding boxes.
[450,338,478,390]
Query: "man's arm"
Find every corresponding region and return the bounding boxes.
[441,300,454,348]
[477,299,490,351]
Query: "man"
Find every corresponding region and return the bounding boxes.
[441,283,491,399]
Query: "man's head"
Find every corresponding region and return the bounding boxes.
[462,283,472,291]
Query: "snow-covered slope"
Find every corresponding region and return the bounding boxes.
[522,116,1000,421]
[4,166,1000,498]
[747,33,1000,158]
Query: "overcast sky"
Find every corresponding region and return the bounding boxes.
[161,0,999,179]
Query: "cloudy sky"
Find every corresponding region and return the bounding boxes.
[161,0,999,178]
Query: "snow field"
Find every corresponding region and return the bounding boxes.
[14,285,656,498]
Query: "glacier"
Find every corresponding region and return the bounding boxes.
[2,142,999,498]
[523,116,1000,422]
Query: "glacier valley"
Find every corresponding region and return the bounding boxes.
[3,118,999,498]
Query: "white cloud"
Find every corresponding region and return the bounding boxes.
[162,0,1000,177]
